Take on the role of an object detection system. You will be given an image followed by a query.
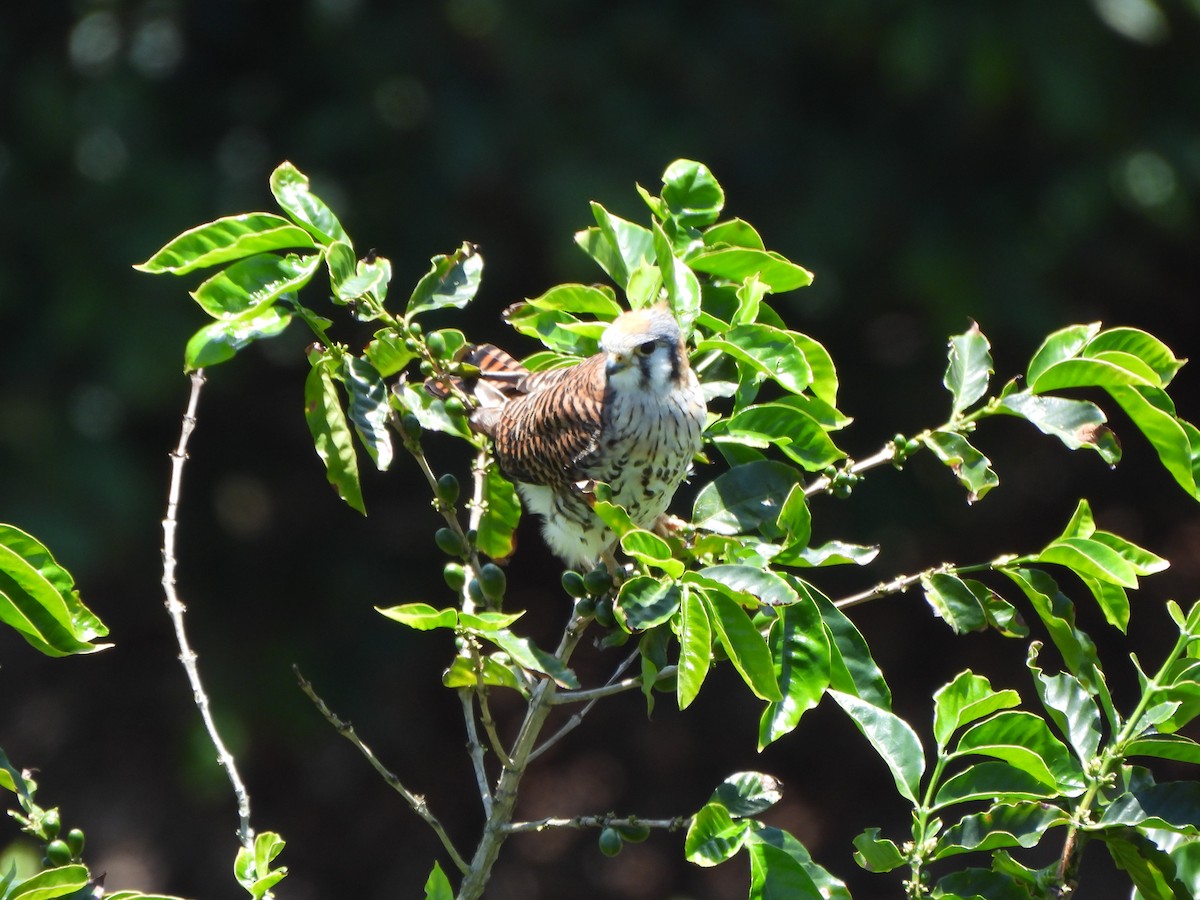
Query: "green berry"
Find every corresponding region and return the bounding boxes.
[575,596,597,617]
[468,578,486,606]
[443,562,467,592]
[408,321,423,336]
[403,337,418,352]
[444,396,465,417]
[435,527,466,558]
[426,331,447,358]
[477,563,507,602]
[436,473,460,507]
[400,413,422,440]
[45,839,72,866]
[593,597,617,629]
[561,570,588,598]
[583,565,613,596]
[616,822,651,843]
[66,828,85,858]
[598,827,623,857]
[419,360,434,377]
[41,809,60,840]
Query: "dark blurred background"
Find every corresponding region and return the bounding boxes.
[2,1,1199,898]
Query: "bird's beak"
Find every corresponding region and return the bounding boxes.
[605,353,631,376]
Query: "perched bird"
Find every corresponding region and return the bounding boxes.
[433,306,706,570]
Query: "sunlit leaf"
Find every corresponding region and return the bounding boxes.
[696,324,813,394]
[774,540,879,568]
[614,577,681,632]
[812,588,892,709]
[1025,323,1100,386]
[304,355,364,514]
[184,303,293,370]
[442,654,526,694]
[652,220,701,333]
[660,159,725,228]
[685,802,750,866]
[677,585,712,710]
[406,242,483,317]
[1028,647,1101,761]
[1037,536,1139,588]
[934,801,1069,859]
[852,828,906,873]
[923,430,998,503]
[830,690,925,804]
[1086,327,1185,386]
[525,283,623,318]
[483,630,579,689]
[620,529,683,578]
[702,218,765,251]
[747,840,823,900]
[722,403,845,471]
[423,860,454,900]
[689,247,814,293]
[574,203,655,289]
[189,252,321,318]
[692,460,802,535]
[759,597,831,749]
[699,564,797,607]
[135,213,317,275]
[1001,567,1102,690]
[701,586,782,701]
[269,161,348,245]
[1108,385,1200,500]
[376,603,457,630]
[7,864,91,899]
[476,467,521,561]
[341,356,393,471]
[922,573,988,634]
[954,710,1085,793]
[932,761,1056,809]
[944,322,993,417]
[932,670,1021,750]
[998,391,1121,465]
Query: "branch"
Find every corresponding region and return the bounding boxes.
[459,691,494,818]
[505,813,690,835]
[296,666,471,876]
[160,369,255,851]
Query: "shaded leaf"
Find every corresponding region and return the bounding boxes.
[1002,567,1102,690]
[1108,829,1193,900]
[749,826,850,900]
[922,573,989,635]
[934,801,1069,859]
[1028,648,1101,761]
[813,588,891,709]
[692,460,802,535]
[483,630,579,689]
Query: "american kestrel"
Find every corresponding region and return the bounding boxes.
[434,306,706,570]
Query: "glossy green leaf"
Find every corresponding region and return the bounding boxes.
[677,584,712,709]
[830,690,925,804]
[483,630,579,689]
[0,526,111,656]
[392,382,472,440]
[1001,567,1102,690]
[813,588,892,709]
[934,868,1039,900]
[774,540,880,568]
[525,283,623,318]
[747,840,823,900]
[685,802,750,866]
[759,597,831,749]
[364,329,417,378]
[184,302,293,370]
[323,239,356,290]
[135,213,317,275]
[615,577,681,632]
[954,710,1085,792]
[696,324,813,394]
[503,303,602,357]
[775,484,812,548]
[442,654,526,694]
[922,573,988,634]
[689,247,814,293]
[0,746,31,805]
[701,586,782,701]
[944,322,993,417]
[8,864,90,900]
[722,403,845,471]
[1092,529,1169,576]
[269,161,348,245]
[998,391,1121,464]
[1032,356,1159,393]
[423,860,454,900]
[692,460,803,535]
[304,356,364,514]
[934,801,1069,859]
[749,826,849,900]
[852,828,906,873]
[699,564,797,607]
[459,610,525,631]
[660,159,725,227]
[1081,573,1131,632]
[710,771,784,818]
[476,467,520,561]
[979,588,1029,638]
[341,356,393,471]
[1038,536,1139,587]
[189,252,321,318]
[1028,649,1101,761]
[789,332,840,406]
[1126,734,1200,766]
[932,761,1056,809]
[1108,385,1200,499]
[730,274,768,326]
[406,242,483,317]
[932,670,1021,750]
[575,203,655,289]
[923,430,998,503]
[1101,779,1200,832]
[376,603,458,630]
[1087,327,1185,386]
[1025,322,1100,386]
[335,252,393,308]
[620,529,683,578]
[652,220,701,333]
[703,218,765,250]
[1108,829,1193,900]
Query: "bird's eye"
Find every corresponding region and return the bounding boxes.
[636,340,657,356]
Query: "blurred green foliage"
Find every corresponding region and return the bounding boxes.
[1,2,1198,898]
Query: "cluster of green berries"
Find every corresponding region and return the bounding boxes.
[891,433,922,468]
[561,565,618,627]
[822,465,862,499]
[38,809,86,868]
[597,821,651,857]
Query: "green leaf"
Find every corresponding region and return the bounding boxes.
[677,584,712,710]
[775,484,812,548]
[574,203,655,289]
[710,771,784,817]
[341,356,393,471]
[934,868,1041,900]
[525,282,623,318]
[692,460,803,535]
[954,710,1085,793]
[503,303,601,357]
[442,654,526,694]
[1028,648,1101,761]
[483,630,579,689]
[1025,322,1100,386]
[701,586,782,701]
[749,826,852,900]
[8,864,90,900]
[685,802,750,866]
[652,219,701,333]
[364,329,418,378]
[269,161,348,245]
[0,746,30,805]
[932,670,1022,751]
[1108,829,1193,900]
[304,355,365,514]
[1038,536,1140,588]
[703,218,765,250]
[1086,327,1185,386]
[852,828,906,873]
[1126,735,1200,766]
[1108,385,1200,499]
[788,332,840,406]
[1001,567,1102,690]
[1092,529,1169,576]
[660,159,725,228]
[813,588,892,709]
[922,573,989,635]
[620,529,684,578]
[392,382,472,440]
[406,242,483,318]
[934,801,1069,859]
[1101,779,1200,833]
[184,303,293,370]
[689,247,814,293]
[136,213,317,275]
[830,690,925,804]
[944,322,993,417]
[699,565,798,608]
[932,761,1057,809]
[0,526,111,656]
[696,324,813,394]
[774,540,880,568]
[998,390,1121,464]
[722,403,845,471]
[923,430,998,503]
[614,577,681,632]
[335,252,392,308]
[1032,356,1159,393]
[759,598,831,749]
[747,840,824,900]
[476,467,521,561]
[423,860,454,900]
[189,252,321,318]
[376,603,458,630]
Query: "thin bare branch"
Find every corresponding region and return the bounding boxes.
[160,369,255,851]
[459,690,494,818]
[505,814,690,835]
[296,667,470,876]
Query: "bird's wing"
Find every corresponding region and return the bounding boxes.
[488,354,608,486]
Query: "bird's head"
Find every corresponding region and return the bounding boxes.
[601,306,689,394]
